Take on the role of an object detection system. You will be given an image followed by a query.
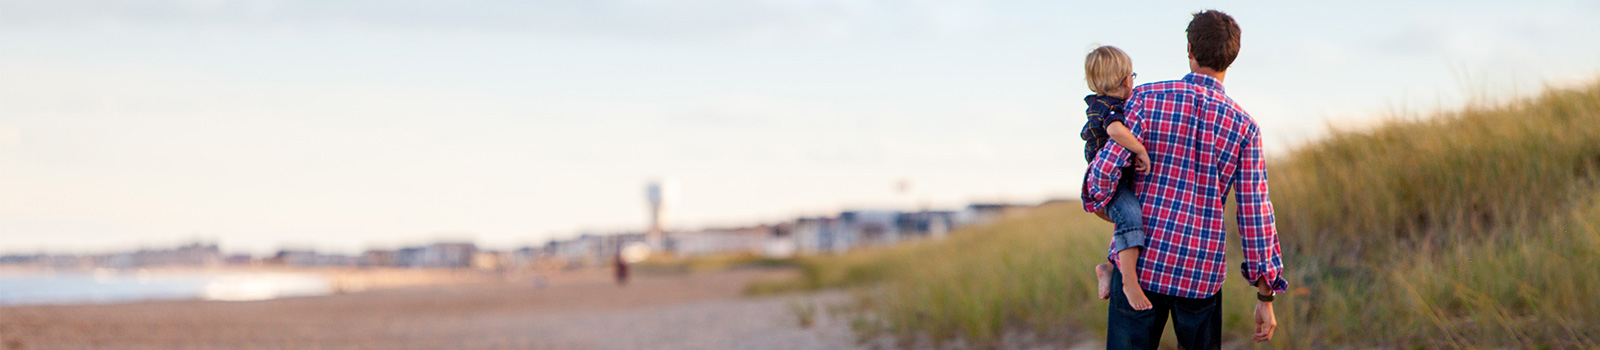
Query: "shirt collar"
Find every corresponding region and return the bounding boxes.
[1084,94,1125,105]
[1183,72,1225,93]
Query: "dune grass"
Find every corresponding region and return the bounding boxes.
[633,251,796,276]
[753,80,1600,347]
[1267,80,1600,346]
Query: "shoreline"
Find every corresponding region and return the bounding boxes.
[0,265,502,307]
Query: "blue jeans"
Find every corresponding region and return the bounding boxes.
[1106,173,1146,254]
[1106,269,1223,350]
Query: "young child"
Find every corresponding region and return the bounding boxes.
[1081,45,1154,310]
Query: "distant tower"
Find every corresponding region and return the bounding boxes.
[646,177,677,249]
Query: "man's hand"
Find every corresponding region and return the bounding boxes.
[1253,300,1276,342]
[1132,151,1152,173]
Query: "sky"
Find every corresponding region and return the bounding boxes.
[4,0,1599,255]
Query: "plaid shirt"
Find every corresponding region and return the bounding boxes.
[1082,72,1288,299]
[1080,94,1126,162]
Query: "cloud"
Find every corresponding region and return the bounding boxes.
[1,0,994,43]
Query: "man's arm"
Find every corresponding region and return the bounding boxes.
[1236,128,1286,342]
[1234,128,1287,293]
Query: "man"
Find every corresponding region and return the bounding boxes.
[1082,10,1288,349]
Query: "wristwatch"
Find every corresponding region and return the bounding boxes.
[1256,292,1275,302]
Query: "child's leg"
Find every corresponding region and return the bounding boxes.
[1095,262,1113,300]
[1116,247,1150,310]
[1105,175,1151,310]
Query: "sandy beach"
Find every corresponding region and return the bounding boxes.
[0,268,857,350]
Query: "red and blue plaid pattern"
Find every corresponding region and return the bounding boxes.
[1082,72,1288,299]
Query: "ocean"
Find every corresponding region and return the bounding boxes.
[0,269,334,306]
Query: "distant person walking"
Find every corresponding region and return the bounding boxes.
[614,253,630,286]
[1082,10,1287,349]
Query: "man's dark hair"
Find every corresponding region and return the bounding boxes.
[1186,10,1241,72]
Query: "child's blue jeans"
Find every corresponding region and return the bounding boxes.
[1106,172,1147,254]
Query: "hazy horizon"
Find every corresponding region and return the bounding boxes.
[4,0,1600,255]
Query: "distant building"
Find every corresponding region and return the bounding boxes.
[9,254,95,269]
[763,223,796,257]
[0,254,37,265]
[548,234,599,267]
[962,203,1030,226]
[787,210,963,254]
[361,250,397,267]
[839,211,901,247]
[267,249,357,267]
[540,233,645,268]
[413,243,476,268]
[471,251,504,271]
[268,249,311,266]
[396,247,424,267]
[670,226,773,257]
[509,246,543,270]
[270,250,321,267]
[897,210,959,240]
[91,242,224,268]
[223,254,254,266]
[789,217,833,254]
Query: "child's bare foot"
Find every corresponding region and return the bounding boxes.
[1123,279,1152,310]
[1095,263,1113,300]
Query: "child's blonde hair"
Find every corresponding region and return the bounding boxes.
[1085,45,1133,96]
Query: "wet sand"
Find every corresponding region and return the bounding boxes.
[0,268,856,350]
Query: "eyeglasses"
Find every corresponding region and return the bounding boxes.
[1130,72,1138,81]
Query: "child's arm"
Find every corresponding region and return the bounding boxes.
[1106,121,1151,172]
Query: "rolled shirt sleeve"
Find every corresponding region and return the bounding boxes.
[1234,128,1289,294]
[1081,144,1131,213]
